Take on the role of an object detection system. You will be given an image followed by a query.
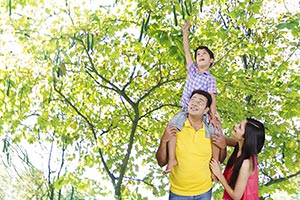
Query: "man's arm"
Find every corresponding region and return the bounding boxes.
[182,21,193,69]
[156,125,177,167]
[219,145,227,163]
[212,131,227,163]
[156,140,168,167]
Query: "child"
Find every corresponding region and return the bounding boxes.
[164,21,221,174]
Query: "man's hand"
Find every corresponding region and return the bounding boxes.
[156,124,178,167]
[161,124,178,143]
[210,117,221,131]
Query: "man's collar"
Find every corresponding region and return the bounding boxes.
[184,118,204,129]
[184,119,192,127]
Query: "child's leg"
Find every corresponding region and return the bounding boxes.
[163,135,177,174]
[169,110,188,131]
[203,113,213,138]
[212,143,220,162]
[163,110,187,174]
[211,132,220,181]
[208,120,220,181]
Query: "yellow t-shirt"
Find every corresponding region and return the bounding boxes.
[169,119,212,196]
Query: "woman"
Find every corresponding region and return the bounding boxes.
[210,118,265,200]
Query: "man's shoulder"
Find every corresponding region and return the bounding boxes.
[182,119,191,129]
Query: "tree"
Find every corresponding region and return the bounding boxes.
[0,0,299,199]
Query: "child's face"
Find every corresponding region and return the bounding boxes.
[196,49,214,68]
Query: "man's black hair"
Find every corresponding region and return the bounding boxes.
[190,89,212,108]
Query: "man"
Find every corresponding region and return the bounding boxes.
[156,89,226,199]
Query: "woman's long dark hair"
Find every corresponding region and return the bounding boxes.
[226,118,265,188]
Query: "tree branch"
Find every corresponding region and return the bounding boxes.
[139,103,179,120]
[115,114,139,198]
[47,140,54,200]
[264,170,300,187]
[52,74,117,187]
[123,176,155,187]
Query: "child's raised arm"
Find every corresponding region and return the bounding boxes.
[182,21,193,69]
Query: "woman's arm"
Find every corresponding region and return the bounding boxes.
[212,134,238,149]
[210,159,252,200]
[225,136,238,147]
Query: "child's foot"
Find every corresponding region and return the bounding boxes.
[163,159,178,174]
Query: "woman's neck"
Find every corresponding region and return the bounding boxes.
[237,140,244,157]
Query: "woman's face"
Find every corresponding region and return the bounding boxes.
[232,120,247,140]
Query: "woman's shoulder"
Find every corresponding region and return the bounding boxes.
[241,158,255,174]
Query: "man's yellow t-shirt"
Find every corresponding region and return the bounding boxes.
[169,119,212,196]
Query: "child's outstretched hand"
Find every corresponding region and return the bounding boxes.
[182,21,191,33]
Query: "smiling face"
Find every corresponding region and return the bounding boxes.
[187,93,209,118]
[232,120,247,140]
[195,49,214,69]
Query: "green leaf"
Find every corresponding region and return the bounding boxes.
[248,1,263,14]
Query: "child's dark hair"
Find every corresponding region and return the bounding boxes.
[194,46,215,67]
[226,118,265,189]
[190,89,212,108]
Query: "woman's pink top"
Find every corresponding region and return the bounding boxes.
[222,156,259,200]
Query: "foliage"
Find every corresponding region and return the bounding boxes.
[0,0,299,199]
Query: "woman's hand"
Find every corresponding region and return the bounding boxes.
[212,133,226,149]
[210,158,222,179]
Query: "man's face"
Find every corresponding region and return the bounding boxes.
[196,49,214,67]
[188,93,209,117]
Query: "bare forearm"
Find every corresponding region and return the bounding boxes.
[210,94,217,120]
[183,32,190,56]
[218,175,240,200]
[212,144,220,161]
[214,160,250,200]
[182,30,193,67]
[156,141,168,167]
[225,136,238,147]
[219,147,226,163]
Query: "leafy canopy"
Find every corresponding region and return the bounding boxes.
[0,0,299,199]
